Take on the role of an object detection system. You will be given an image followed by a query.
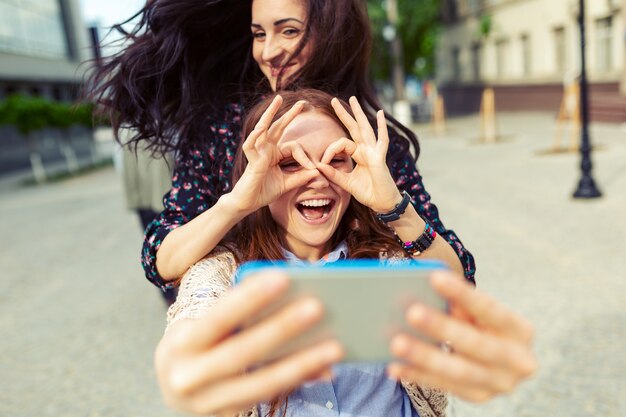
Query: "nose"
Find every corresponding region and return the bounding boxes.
[307,170,330,189]
[262,36,285,63]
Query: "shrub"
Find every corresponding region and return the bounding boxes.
[0,95,107,134]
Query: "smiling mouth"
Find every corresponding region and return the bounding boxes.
[270,63,296,77]
[296,199,334,221]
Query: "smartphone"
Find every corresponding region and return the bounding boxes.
[234,259,448,363]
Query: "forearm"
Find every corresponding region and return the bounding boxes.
[156,194,249,280]
[387,203,464,276]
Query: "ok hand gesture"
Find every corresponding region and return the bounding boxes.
[229,95,320,214]
[316,97,402,214]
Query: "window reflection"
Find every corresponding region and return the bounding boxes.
[0,0,67,59]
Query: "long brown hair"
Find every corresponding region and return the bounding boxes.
[226,89,404,263]
[224,89,406,417]
[85,0,420,165]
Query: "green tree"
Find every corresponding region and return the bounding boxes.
[368,0,441,80]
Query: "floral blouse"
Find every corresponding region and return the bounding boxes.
[142,104,476,290]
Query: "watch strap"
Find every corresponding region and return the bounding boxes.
[376,190,411,223]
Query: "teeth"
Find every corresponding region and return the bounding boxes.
[299,199,331,207]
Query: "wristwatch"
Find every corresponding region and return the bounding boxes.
[375,190,411,223]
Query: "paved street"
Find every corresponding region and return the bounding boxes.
[1,112,624,417]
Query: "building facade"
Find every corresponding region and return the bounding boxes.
[0,0,91,101]
[437,0,626,122]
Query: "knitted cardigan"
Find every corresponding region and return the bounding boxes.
[166,248,447,417]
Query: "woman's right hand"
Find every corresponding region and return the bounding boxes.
[227,95,319,215]
[155,271,344,416]
[388,271,536,402]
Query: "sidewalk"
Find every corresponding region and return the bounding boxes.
[414,112,625,417]
[0,112,624,416]
[0,126,117,192]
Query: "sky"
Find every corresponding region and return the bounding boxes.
[79,0,147,53]
[80,0,145,27]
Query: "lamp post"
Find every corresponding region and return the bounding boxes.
[383,0,412,126]
[384,0,405,102]
[572,0,602,198]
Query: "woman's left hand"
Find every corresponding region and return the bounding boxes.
[315,97,402,213]
[387,271,537,402]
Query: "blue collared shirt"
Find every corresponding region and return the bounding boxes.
[259,363,418,416]
[280,241,349,265]
[263,243,420,416]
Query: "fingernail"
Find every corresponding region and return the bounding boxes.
[430,271,455,289]
[318,369,333,381]
[299,298,323,320]
[431,270,449,282]
[391,334,411,356]
[408,304,427,323]
[322,341,344,362]
[387,363,403,380]
[257,271,289,293]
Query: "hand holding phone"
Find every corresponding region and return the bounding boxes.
[387,270,537,402]
[155,271,343,416]
[235,259,448,363]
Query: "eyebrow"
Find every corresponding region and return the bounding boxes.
[250,18,305,28]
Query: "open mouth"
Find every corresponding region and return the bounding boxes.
[296,198,334,221]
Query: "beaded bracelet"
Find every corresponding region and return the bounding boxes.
[394,222,437,256]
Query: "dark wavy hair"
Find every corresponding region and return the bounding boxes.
[86,0,420,163]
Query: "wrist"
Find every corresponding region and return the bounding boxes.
[376,192,405,214]
[375,190,410,222]
[217,192,253,219]
[393,221,437,256]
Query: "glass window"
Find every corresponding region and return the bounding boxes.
[0,0,68,59]
[452,46,461,81]
[595,17,612,72]
[553,27,566,75]
[495,38,509,78]
[468,0,483,14]
[471,42,482,81]
[520,34,531,76]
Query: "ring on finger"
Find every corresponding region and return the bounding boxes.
[440,340,454,354]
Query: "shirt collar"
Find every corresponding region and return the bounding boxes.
[281,241,348,266]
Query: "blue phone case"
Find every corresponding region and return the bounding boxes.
[234,259,447,285]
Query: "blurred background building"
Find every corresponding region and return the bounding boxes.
[437,0,626,123]
[0,0,91,102]
[0,0,97,178]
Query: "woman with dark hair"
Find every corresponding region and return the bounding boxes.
[156,90,536,417]
[88,0,475,289]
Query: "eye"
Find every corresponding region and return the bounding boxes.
[282,28,300,37]
[330,156,347,166]
[279,159,301,172]
[252,31,266,40]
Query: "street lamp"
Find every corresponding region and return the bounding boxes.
[572,0,602,198]
[383,0,412,126]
